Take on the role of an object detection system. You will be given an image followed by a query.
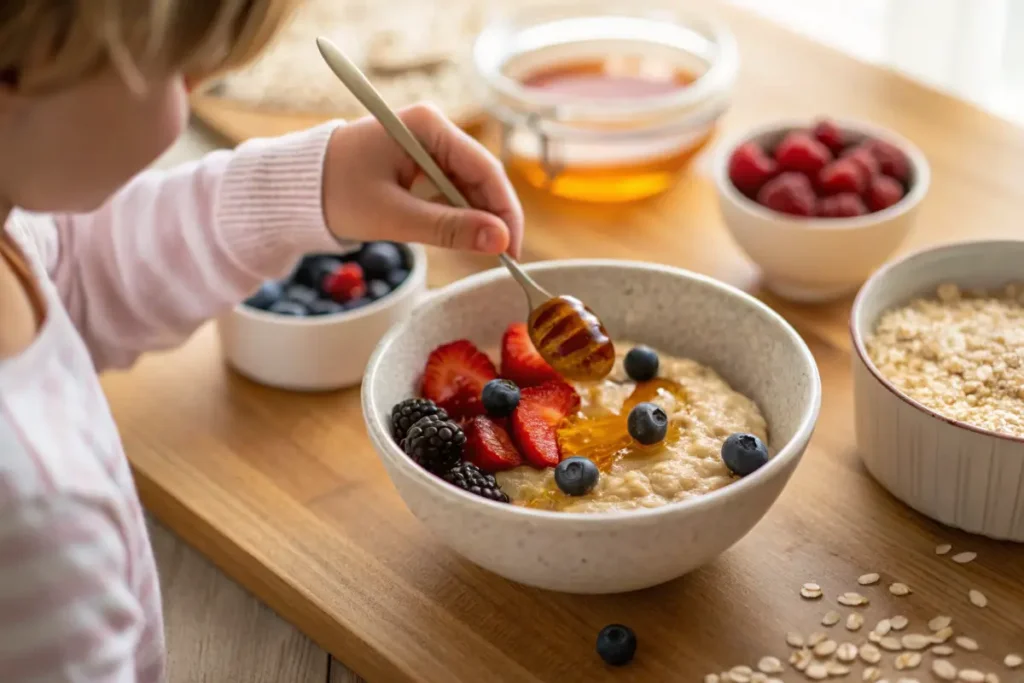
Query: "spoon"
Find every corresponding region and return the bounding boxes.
[316,36,615,382]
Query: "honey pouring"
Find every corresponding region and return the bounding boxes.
[316,37,616,382]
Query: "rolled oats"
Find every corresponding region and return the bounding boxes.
[958,670,985,683]
[822,610,841,627]
[858,573,881,585]
[896,652,922,670]
[836,642,858,662]
[955,636,979,651]
[932,660,959,681]
[865,283,1024,438]
[890,615,909,631]
[888,582,912,597]
[863,667,881,682]
[935,543,953,555]
[846,613,864,631]
[757,656,783,674]
[1005,654,1023,668]
[929,615,953,631]
[859,643,882,664]
[969,589,988,607]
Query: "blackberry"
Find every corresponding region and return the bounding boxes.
[403,415,465,474]
[443,463,509,503]
[391,398,449,443]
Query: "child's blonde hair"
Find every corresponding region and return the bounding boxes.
[0,0,302,93]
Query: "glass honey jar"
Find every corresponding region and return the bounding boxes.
[472,1,739,203]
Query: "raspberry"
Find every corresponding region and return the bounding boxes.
[817,158,867,196]
[842,144,881,179]
[817,193,868,218]
[865,175,905,212]
[323,262,366,302]
[756,172,816,217]
[727,142,778,197]
[812,119,846,155]
[773,131,833,177]
[868,140,911,184]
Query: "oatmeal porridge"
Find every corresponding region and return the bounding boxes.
[865,283,1024,438]
[496,343,769,513]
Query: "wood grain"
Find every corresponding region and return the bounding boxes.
[109,4,1024,682]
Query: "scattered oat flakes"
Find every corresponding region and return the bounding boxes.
[814,639,838,657]
[890,615,909,631]
[822,610,841,627]
[952,551,977,564]
[859,643,882,664]
[808,632,828,647]
[880,636,903,651]
[958,670,985,683]
[896,679,920,683]
[889,583,912,597]
[874,619,893,636]
[969,589,988,607]
[766,679,784,683]
[868,631,882,644]
[801,583,824,599]
[1005,654,1022,668]
[896,652,923,670]
[720,673,734,683]
[826,661,851,676]
[932,660,959,681]
[805,663,829,681]
[750,673,768,683]
[858,573,881,585]
[863,666,881,682]
[846,613,864,631]
[929,615,953,631]
[933,645,955,656]
[757,656,783,674]
[955,636,979,652]
[838,592,869,606]
[790,649,812,671]
[836,642,858,662]
[933,626,954,643]
[902,634,932,651]
[936,543,953,555]
[729,665,752,682]
[786,632,805,648]
[984,674,1000,683]
[705,675,721,683]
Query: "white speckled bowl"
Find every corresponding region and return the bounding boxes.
[851,239,1024,542]
[362,260,821,593]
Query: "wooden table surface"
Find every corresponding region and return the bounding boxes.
[118,4,1024,682]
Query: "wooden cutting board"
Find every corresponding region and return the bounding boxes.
[107,4,1024,682]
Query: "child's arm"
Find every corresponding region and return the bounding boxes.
[0,497,145,681]
[44,122,351,371]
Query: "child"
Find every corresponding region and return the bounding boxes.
[0,1,523,680]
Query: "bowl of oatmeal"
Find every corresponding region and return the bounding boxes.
[851,239,1024,542]
[362,260,821,593]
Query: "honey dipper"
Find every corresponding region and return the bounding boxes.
[316,36,615,381]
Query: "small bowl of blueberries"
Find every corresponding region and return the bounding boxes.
[217,241,427,391]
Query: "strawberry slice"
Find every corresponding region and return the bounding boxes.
[464,416,524,473]
[421,340,498,420]
[511,381,581,468]
[500,322,562,388]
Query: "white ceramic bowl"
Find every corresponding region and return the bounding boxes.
[362,260,821,593]
[851,239,1024,542]
[713,118,930,303]
[217,244,427,392]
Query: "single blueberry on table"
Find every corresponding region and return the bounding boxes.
[244,281,283,310]
[596,624,636,666]
[386,268,410,289]
[481,379,520,418]
[285,284,319,307]
[307,299,345,316]
[366,279,391,300]
[268,300,307,317]
[626,402,668,445]
[721,433,769,476]
[359,242,404,279]
[554,457,599,496]
[624,345,659,382]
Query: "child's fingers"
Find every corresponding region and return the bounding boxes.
[379,185,511,254]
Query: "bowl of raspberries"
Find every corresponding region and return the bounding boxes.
[217,241,427,391]
[714,117,930,303]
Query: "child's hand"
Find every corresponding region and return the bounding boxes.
[322,104,524,257]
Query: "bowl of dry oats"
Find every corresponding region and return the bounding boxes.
[850,239,1024,542]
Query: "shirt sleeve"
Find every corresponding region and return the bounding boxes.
[46,121,355,371]
[0,496,142,682]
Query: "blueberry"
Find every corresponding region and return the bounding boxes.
[626,402,668,445]
[596,624,636,666]
[721,433,769,476]
[359,242,404,279]
[624,346,659,382]
[367,279,391,300]
[386,268,410,289]
[268,300,307,317]
[244,281,283,310]
[554,457,599,497]
[292,255,341,290]
[285,284,319,306]
[307,299,345,316]
[344,296,372,311]
[481,379,520,418]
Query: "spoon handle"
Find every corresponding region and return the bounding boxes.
[315,37,551,307]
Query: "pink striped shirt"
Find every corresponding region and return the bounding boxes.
[0,121,348,682]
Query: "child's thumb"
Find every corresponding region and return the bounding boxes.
[385,189,511,254]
